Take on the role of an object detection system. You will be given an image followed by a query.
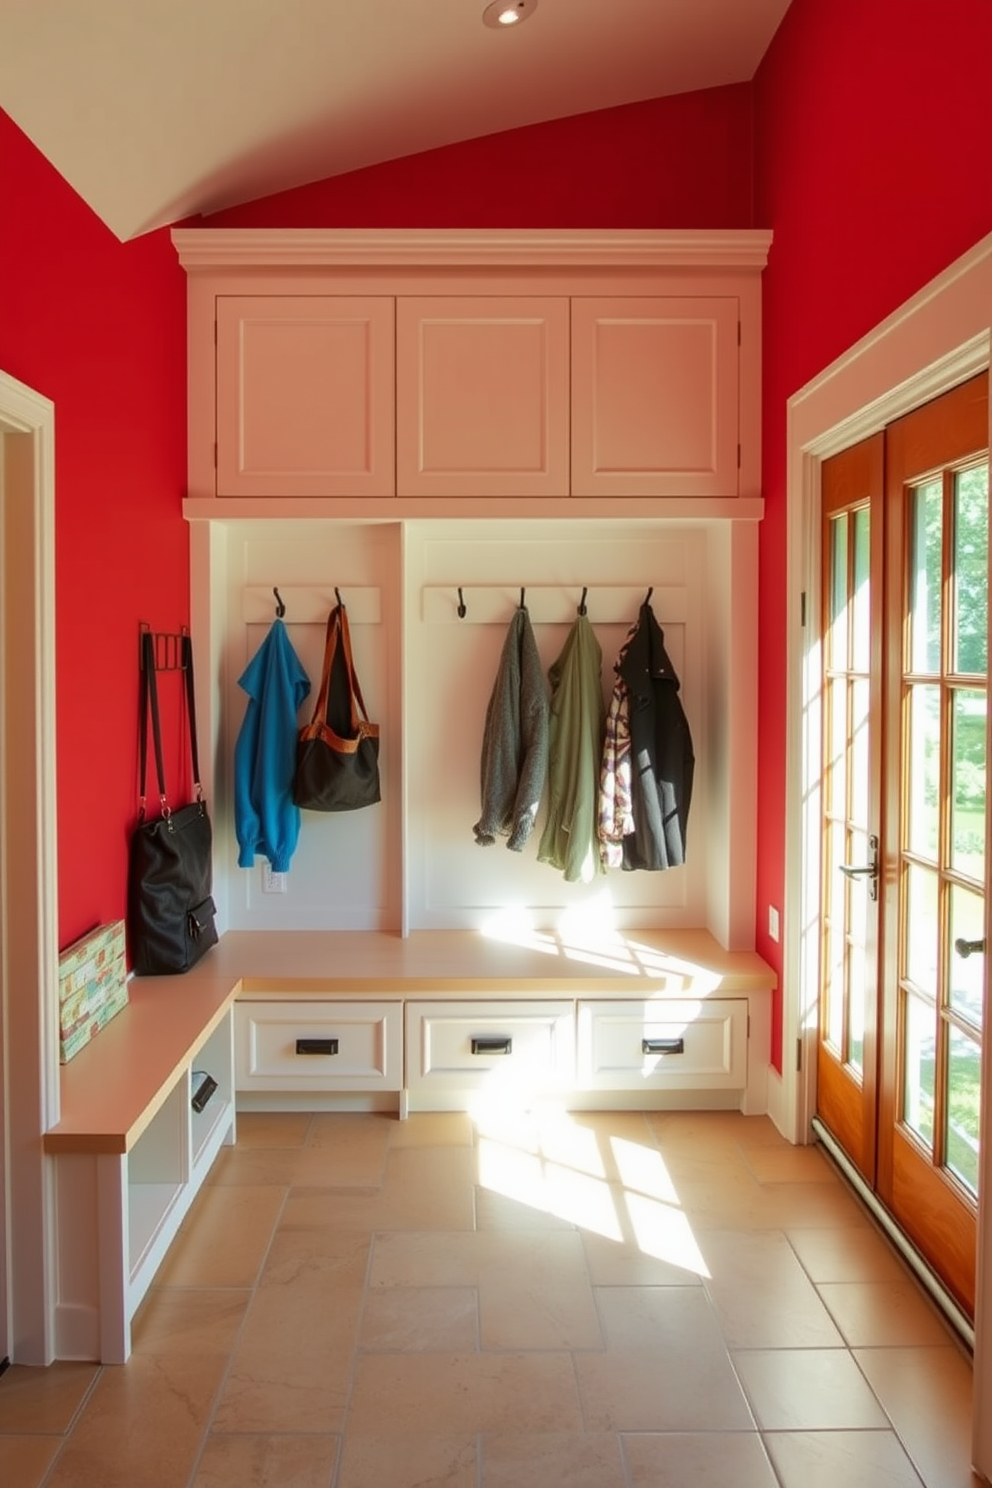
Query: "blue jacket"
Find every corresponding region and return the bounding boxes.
[234,619,311,873]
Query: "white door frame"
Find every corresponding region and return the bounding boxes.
[776,234,992,1478]
[0,368,59,1365]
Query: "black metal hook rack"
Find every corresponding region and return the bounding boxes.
[139,623,189,672]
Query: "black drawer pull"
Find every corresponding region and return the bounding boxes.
[642,1037,685,1056]
[191,1071,218,1113]
[471,1036,513,1056]
[295,1037,340,1056]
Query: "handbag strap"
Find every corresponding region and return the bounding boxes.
[137,629,204,822]
[138,630,168,821]
[309,603,371,733]
[181,631,205,799]
[337,603,372,727]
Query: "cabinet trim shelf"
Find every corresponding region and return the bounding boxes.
[184,496,766,522]
[174,227,774,272]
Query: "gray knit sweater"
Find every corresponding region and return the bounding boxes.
[473,606,549,851]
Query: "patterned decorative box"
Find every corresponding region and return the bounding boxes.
[58,920,128,1063]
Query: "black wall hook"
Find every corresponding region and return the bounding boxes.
[519,587,526,609]
[578,586,588,616]
[335,587,344,607]
[457,587,467,619]
[645,586,654,604]
[273,587,286,618]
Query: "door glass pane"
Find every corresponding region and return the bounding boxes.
[951,688,986,881]
[903,991,936,1149]
[909,479,943,674]
[946,1024,981,1195]
[824,921,844,1052]
[825,677,848,816]
[852,506,871,672]
[904,862,939,996]
[851,679,870,827]
[848,944,865,1073]
[949,883,985,1029]
[848,847,867,946]
[829,512,849,667]
[953,463,989,675]
[907,684,940,861]
[826,827,850,928]
[826,820,847,928]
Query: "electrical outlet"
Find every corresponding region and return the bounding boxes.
[768,905,780,942]
[262,863,287,894]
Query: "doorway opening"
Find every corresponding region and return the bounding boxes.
[0,367,59,1366]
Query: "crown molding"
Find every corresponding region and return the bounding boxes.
[172,227,773,272]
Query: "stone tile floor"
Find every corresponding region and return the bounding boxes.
[0,1108,982,1487]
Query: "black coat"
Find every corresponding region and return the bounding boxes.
[619,603,694,871]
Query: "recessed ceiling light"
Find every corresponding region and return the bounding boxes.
[482,0,538,28]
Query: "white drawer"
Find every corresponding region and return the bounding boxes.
[405,1000,575,1096]
[234,1000,403,1092]
[576,999,746,1091]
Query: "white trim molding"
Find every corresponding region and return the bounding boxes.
[172,227,774,272]
[0,367,59,1364]
[782,231,992,1479]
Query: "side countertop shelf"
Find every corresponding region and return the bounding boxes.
[44,928,777,1155]
[44,974,239,1154]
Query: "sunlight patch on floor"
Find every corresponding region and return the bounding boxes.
[624,1190,710,1275]
[610,1135,679,1202]
[472,1103,710,1276]
[476,1135,624,1239]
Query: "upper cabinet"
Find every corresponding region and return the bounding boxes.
[175,229,771,513]
[396,297,569,498]
[571,297,740,499]
[215,296,394,498]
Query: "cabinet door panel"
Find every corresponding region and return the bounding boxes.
[396,298,569,497]
[216,297,395,497]
[571,298,739,498]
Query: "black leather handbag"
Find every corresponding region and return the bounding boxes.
[293,601,381,812]
[127,629,218,975]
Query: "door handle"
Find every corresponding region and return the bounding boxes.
[954,938,986,959]
[839,834,879,901]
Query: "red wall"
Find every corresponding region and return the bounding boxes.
[204,86,754,229]
[0,110,190,950]
[752,0,992,1065]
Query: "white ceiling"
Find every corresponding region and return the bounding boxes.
[0,0,791,242]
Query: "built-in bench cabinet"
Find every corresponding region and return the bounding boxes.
[44,930,773,1363]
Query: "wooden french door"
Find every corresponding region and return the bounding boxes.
[818,433,884,1181]
[818,373,989,1317]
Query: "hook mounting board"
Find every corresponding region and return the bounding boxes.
[420,585,687,626]
[242,587,382,625]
